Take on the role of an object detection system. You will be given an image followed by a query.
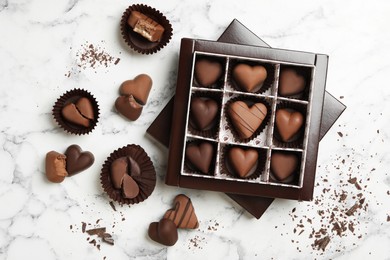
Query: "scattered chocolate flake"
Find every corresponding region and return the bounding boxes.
[82,222,86,233]
[348,223,355,233]
[337,132,343,137]
[387,215,390,222]
[339,96,344,99]
[89,239,97,246]
[102,233,115,245]
[109,201,117,211]
[346,203,359,216]
[69,225,72,230]
[348,177,357,184]
[314,236,330,251]
[354,182,362,190]
[86,227,106,236]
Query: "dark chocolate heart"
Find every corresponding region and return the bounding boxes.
[148,218,178,246]
[271,152,299,181]
[190,97,218,130]
[115,95,143,121]
[194,59,223,87]
[228,147,258,178]
[232,64,267,92]
[163,194,199,229]
[64,145,94,176]
[278,68,306,96]
[119,74,153,105]
[275,109,304,142]
[227,101,267,139]
[185,142,214,174]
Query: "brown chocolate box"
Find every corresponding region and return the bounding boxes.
[147,20,346,217]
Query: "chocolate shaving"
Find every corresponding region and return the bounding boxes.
[387,215,390,222]
[337,132,343,137]
[82,222,86,233]
[102,233,115,245]
[109,201,117,211]
[314,236,330,251]
[86,227,106,236]
[355,182,362,190]
[346,203,359,216]
[348,177,357,184]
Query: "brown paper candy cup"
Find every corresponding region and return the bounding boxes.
[52,88,99,135]
[100,144,156,205]
[120,4,173,55]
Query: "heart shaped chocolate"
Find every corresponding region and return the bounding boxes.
[275,109,304,142]
[122,174,139,199]
[75,97,94,120]
[110,157,140,199]
[278,68,306,96]
[194,59,223,87]
[115,95,143,121]
[148,218,178,246]
[61,103,90,127]
[64,144,94,176]
[228,147,258,178]
[185,142,214,174]
[110,157,128,189]
[227,101,267,139]
[163,194,199,229]
[119,74,153,105]
[233,64,267,92]
[190,97,218,130]
[271,152,299,181]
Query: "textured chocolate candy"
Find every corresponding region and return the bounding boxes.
[45,151,68,183]
[115,95,143,121]
[232,64,267,92]
[148,218,178,246]
[128,11,165,42]
[227,101,267,139]
[163,194,199,229]
[194,59,223,87]
[278,68,306,96]
[64,144,94,176]
[185,142,214,174]
[190,97,218,130]
[227,147,258,178]
[271,152,299,181]
[119,74,153,105]
[275,109,304,142]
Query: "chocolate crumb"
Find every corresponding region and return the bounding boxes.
[82,222,86,233]
[346,203,359,216]
[86,227,106,236]
[387,215,390,222]
[355,182,362,190]
[109,201,117,211]
[348,177,357,184]
[337,132,343,137]
[314,236,330,251]
[89,239,97,246]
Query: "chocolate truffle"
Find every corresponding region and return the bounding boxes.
[232,64,267,92]
[185,142,214,174]
[275,108,304,142]
[128,11,165,42]
[45,151,68,183]
[163,194,199,229]
[227,101,267,139]
[190,97,218,131]
[278,68,306,96]
[271,152,299,182]
[64,144,94,176]
[148,218,178,246]
[227,147,258,178]
[194,59,223,87]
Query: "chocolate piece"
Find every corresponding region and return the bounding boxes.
[128,11,164,42]
[279,68,306,96]
[227,101,267,139]
[129,157,141,176]
[110,157,128,189]
[122,174,139,199]
[270,152,299,181]
[64,145,94,176]
[185,142,214,174]
[163,194,199,229]
[275,109,304,142]
[190,97,218,130]
[110,157,140,198]
[61,103,90,127]
[86,227,106,236]
[115,95,143,121]
[194,59,223,87]
[227,147,258,178]
[101,233,115,245]
[148,218,178,246]
[75,97,94,120]
[119,74,153,105]
[45,151,68,183]
[232,64,267,92]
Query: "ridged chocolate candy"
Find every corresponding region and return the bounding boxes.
[163,194,199,229]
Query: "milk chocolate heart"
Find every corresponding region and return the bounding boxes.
[194,59,223,87]
[61,103,90,127]
[271,152,299,181]
[163,194,199,229]
[64,144,94,176]
[275,109,304,142]
[115,95,143,121]
[185,142,214,174]
[228,147,258,178]
[110,157,140,198]
[122,174,139,199]
[75,97,94,120]
[119,74,153,105]
[278,68,306,96]
[233,64,267,92]
[148,218,178,246]
[110,157,128,189]
[227,101,267,139]
[190,97,218,130]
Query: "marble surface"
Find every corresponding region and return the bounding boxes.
[1,0,390,259]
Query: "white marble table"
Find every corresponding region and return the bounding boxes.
[1,0,389,259]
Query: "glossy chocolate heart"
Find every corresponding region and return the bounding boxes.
[275,109,304,142]
[75,97,94,120]
[227,101,267,139]
[115,95,143,121]
[228,147,258,178]
[148,218,178,246]
[119,74,153,105]
[122,174,139,199]
[190,97,218,130]
[61,103,90,127]
[278,68,306,96]
[194,59,223,87]
[232,64,267,92]
[163,194,199,229]
[64,144,94,176]
[271,152,299,181]
[185,142,214,174]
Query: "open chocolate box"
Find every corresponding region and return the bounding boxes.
[166,38,328,201]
